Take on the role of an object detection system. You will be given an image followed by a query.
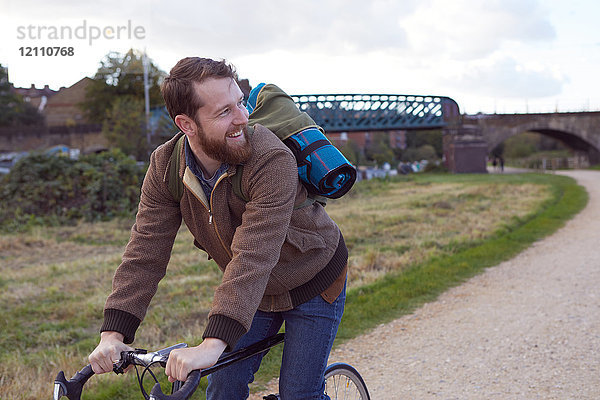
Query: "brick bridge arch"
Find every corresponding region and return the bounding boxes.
[473,112,600,164]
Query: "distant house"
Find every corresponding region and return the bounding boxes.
[327,130,407,151]
[12,83,57,111]
[43,77,93,127]
[5,65,57,111]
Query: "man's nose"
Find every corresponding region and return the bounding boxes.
[233,104,249,125]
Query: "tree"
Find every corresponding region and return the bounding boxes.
[405,130,443,158]
[80,49,166,123]
[365,133,395,166]
[0,64,44,127]
[401,145,437,162]
[0,64,17,126]
[339,139,365,166]
[101,97,147,160]
[503,133,537,159]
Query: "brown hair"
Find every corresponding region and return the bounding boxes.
[161,57,238,121]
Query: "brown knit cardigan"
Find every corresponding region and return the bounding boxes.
[101,125,347,350]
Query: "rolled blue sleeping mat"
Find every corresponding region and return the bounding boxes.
[247,83,356,199]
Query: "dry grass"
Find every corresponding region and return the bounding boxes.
[326,179,550,287]
[0,174,553,399]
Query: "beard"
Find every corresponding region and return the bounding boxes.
[193,119,253,166]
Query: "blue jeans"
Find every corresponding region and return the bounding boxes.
[206,281,346,400]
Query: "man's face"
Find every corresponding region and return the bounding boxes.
[191,77,252,165]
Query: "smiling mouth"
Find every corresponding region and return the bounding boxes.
[226,129,243,138]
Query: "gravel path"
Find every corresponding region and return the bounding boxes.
[254,170,600,400]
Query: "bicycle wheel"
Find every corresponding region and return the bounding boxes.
[324,362,370,400]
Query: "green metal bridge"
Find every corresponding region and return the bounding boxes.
[290,93,460,132]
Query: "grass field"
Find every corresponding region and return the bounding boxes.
[0,172,587,399]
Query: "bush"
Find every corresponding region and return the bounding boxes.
[401,145,438,162]
[423,161,449,173]
[0,149,146,231]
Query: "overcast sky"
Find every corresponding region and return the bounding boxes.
[1,0,598,114]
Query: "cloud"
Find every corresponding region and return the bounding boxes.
[6,0,595,115]
[401,0,556,60]
[6,0,555,62]
[4,0,419,59]
[454,57,565,98]
[5,0,127,21]
[133,0,418,56]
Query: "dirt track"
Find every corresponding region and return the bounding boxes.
[325,170,600,399]
[255,170,600,399]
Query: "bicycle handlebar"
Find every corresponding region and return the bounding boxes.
[53,362,201,400]
[53,343,191,400]
[53,333,285,400]
[148,370,201,400]
[148,333,284,400]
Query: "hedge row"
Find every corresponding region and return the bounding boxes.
[0,150,146,232]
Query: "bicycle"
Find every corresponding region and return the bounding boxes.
[54,332,370,400]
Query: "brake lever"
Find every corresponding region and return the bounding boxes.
[113,352,137,375]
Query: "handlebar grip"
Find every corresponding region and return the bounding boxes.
[148,370,201,400]
[54,364,95,400]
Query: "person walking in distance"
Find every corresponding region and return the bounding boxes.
[88,57,348,400]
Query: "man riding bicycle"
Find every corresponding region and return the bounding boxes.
[88,57,348,400]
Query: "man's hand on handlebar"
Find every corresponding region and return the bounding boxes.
[88,331,133,374]
[165,337,227,382]
[55,334,286,400]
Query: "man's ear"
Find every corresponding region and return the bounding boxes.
[174,114,197,136]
